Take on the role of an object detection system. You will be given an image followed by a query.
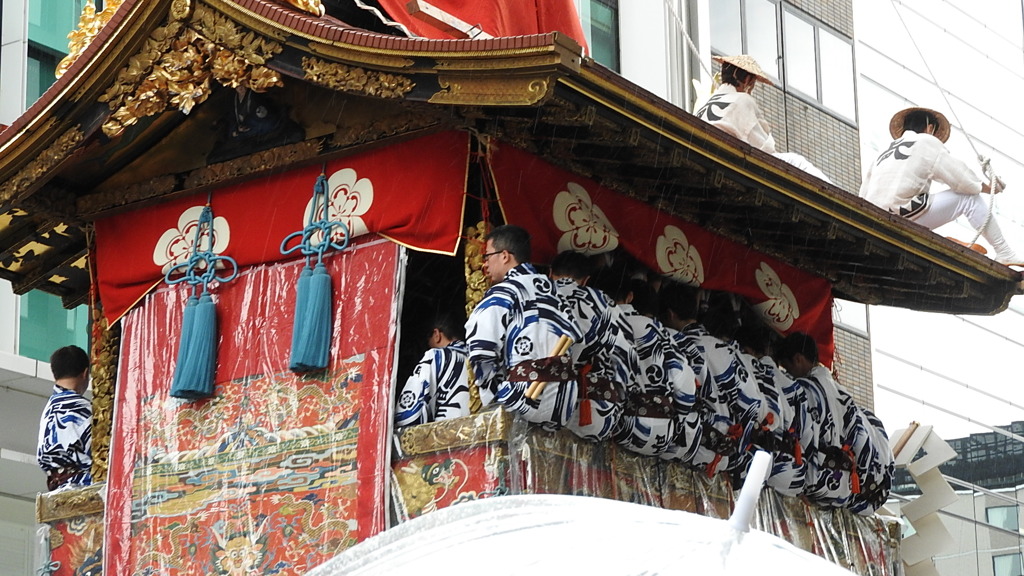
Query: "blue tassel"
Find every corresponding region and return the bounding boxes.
[289,262,332,372]
[170,291,219,399]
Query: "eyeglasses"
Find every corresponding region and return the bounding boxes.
[481,250,504,260]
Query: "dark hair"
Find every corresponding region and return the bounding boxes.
[659,281,700,323]
[431,312,465,342]
[699,291,741,340]
[50,345,89,380]
[734,322,774,357]
[590,262,631,303]
[629,279,658,317]
[486,224,531,264]
[775,332,818,365]
[550,251,594,281]
[720,62,753,88]
[902,110,938,135]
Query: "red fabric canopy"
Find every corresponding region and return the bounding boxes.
[488,141,836,366]
[94,131,470,323]
[374,0,588,52]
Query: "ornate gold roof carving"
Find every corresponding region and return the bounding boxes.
[99,4,285,137]
[0,125,83,207]
[56,0,126,78]
[301,56,415,99]
[429,75,552,106]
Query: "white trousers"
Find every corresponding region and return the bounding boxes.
[911,189,1015,259]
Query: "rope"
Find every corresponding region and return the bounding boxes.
[889,0,999,244]
[662,0,712,79]
[164,204,239,296]
[279,170,351,267]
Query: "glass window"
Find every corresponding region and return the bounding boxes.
[994,553,1023,576]
[29,0,85,53]
[744,0,778,78]
[709,2,853,120]
[584,0,619,72]
[18,291,89,363]
[710,0,743,57]
[27,44,61,104]
[987,506,1020,531]
[819,30,854,119]
[782,11,816,98]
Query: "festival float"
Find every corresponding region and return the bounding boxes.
[0,0,1019,574]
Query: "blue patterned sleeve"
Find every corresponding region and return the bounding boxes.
[465,286,514,399]
[395,349,436,427]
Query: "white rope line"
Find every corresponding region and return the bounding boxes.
[663,0,711,78]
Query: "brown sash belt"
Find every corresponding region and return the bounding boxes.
[507,354,576,383]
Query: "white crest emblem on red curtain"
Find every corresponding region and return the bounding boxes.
[552,182,619,255]
[753,262,800,331]
[305,168,374,243]
[656,225,705,286]
[153,206,231,273]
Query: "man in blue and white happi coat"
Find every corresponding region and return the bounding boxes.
[596,276,695,457]
[776,332,856,508]
[466,225,583,430]
[549,250,639,442]
[37,345,93,491]
[394,314,471,428]
[735,324,806,497]
[661,285,765,478]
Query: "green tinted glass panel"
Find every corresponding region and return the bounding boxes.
[589,0,619,72]
[28,0,84,53]
[18,291,89,363]
[27,44,60,103]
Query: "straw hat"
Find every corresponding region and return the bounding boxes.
[712,54,773,84]
[889,107,950,142]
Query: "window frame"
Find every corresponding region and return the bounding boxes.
[986,505,1020,532]
[993,552,1023,576]
[581,0,621,73]
[708,1,857,124]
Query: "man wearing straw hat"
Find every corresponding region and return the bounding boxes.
[860,106,1023,266]
[697,54,830,182]
[465,225,583,430]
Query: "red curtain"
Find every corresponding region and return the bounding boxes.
[374,0,588,52]
[94,131,470,323]
[488,142,836,366]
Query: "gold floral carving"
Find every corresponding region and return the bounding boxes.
[464,219,489,317]
[56,0,126,78]
[302,57,414,99]
[430,75,552,106]
[183,140,321,189]
[169,0,193,21]
[397,410,510,456]
[0,125,83,207]
[89,301,119,484]
[281,0,325,17]
[99,6,284,137]
[35,483,105,523]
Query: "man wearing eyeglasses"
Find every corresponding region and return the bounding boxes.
[465,225,583,430]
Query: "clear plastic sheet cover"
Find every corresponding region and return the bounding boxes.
[103,238,400,575]
[390,413,901,576]
[310,494,862,576]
